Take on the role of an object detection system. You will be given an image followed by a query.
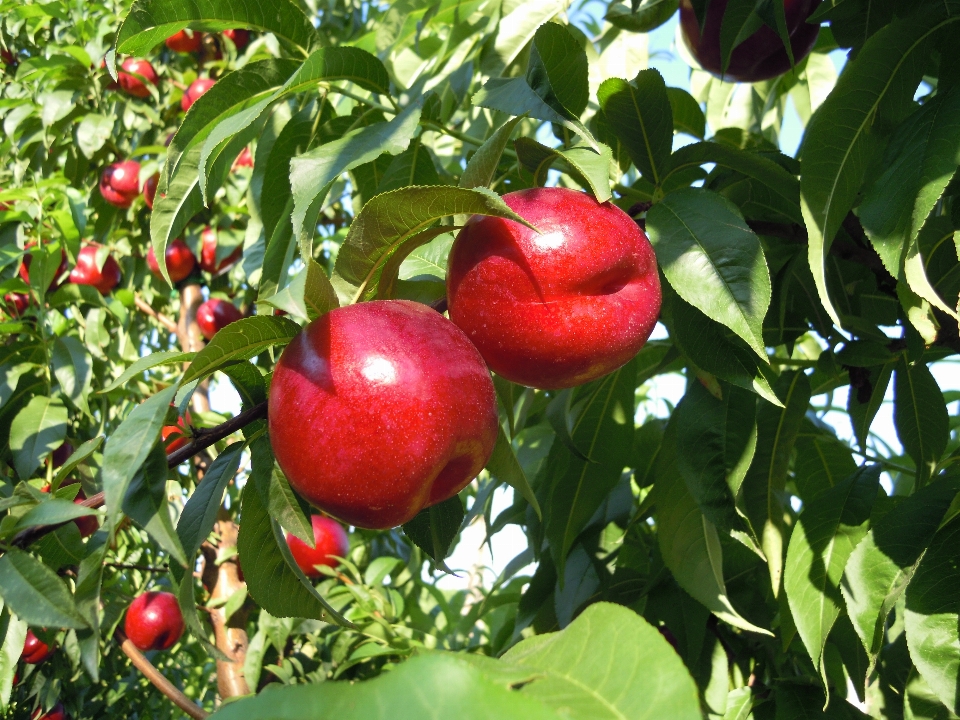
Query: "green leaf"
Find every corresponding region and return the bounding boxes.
[799,5,960,327]
[472,77,599,152]
[289,103,423,256]
[0,613,27,708]
[648,188,771,359]
[525,22,589,119]
[207,652,563,720]
[250,435,312,545]
[843,475,960,671]
[75,113,113,158]
[784,465,880,688]
[333,185,532,302]
[904,515,960,714]
[605,0,680,33]
[675,379,758,545]
[9,395,68,479]
[718,0,763,77]
[51,436,102,489]
[101,384,178,527]
[374,137,440,195]
[665,141,801,224]
[859,86,960,316]
[741,370,811,593]
[181,316,301,386]
[544,360,636,578]
[894,357,949,487]
[164,60,299,189]
[280,46,390,97]
[12,498,98,533]
[0,548,89,629]
[481,0,567,77]
[653,419,771,635]
[793,419,857,502]
[123,444,188,568]
[847,357,895,452]
[402,495,464,568]
[513,138,613,203]
[116,0,321,57]
[237,483,350,625]
[99,351,194,394]
[666,87,706,139]
[501,602,703,719]
[52,336,92,413]
[486,426,541,520]
[459,117,523,190]
[664,294,780,405]
[722,687,754,720]
[176,568,230,662]
[260,257,339,323]
[74,536,107,680]
[177,442,245,560]
[597,70,672,185]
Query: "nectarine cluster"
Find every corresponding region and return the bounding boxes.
[268,188,660,532]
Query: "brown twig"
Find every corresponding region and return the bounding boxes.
[134,296,178,334]
[9,401,267,550]
[167,401,267,466]
[114,628,209,719]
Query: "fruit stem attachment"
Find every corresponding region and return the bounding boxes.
[114,628,209,719]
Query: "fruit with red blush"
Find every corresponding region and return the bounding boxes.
[181,78,215,112]
[231,146,253,171]
[269,300,498,529]
[196,298,243,340]
[162,407,193,453]
[117,58,158,98]
[143,173,159,209]
[222,29,250,50]
[100,160,141,208]
[446,186,661,389]
[287,515,350,578]
[124,591,185,651]
[165,29,202,53]
[22,631,54,664]
[4,293,29,317]
[678,0,822,83]
[199,226,242,274]
[146,238,197,283]
[31,703,67,720]
[69,244,121,295]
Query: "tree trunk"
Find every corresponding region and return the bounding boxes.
[201,520,250,699]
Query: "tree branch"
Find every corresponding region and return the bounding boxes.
[134,296,178,334]
[114,628,209,719]
[9,401,268,550]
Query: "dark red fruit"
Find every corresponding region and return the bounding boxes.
[124,591,185,652]
[196,298,243,340]
[231,146,253,171]
[118,58,158,98]
[162,408,193,453]
[147,238,197,283]
[72,490,98,538]
[31,703,66,720]
[447,187,661,389]
[52,442,73,466]
[100,160,141,208]
[679,0,822,83]
[4,293,29,317]
[287,515,350,578]
[69,245,121,295]
[222,29,250,50]
[165,29,202,53]
[269,300,498,529]
[143,173,159,209]
[19,244,69,293]
[22,631,53,664]
[181,78,215,112]
[1,48,16,67]
[199,226,242,274]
